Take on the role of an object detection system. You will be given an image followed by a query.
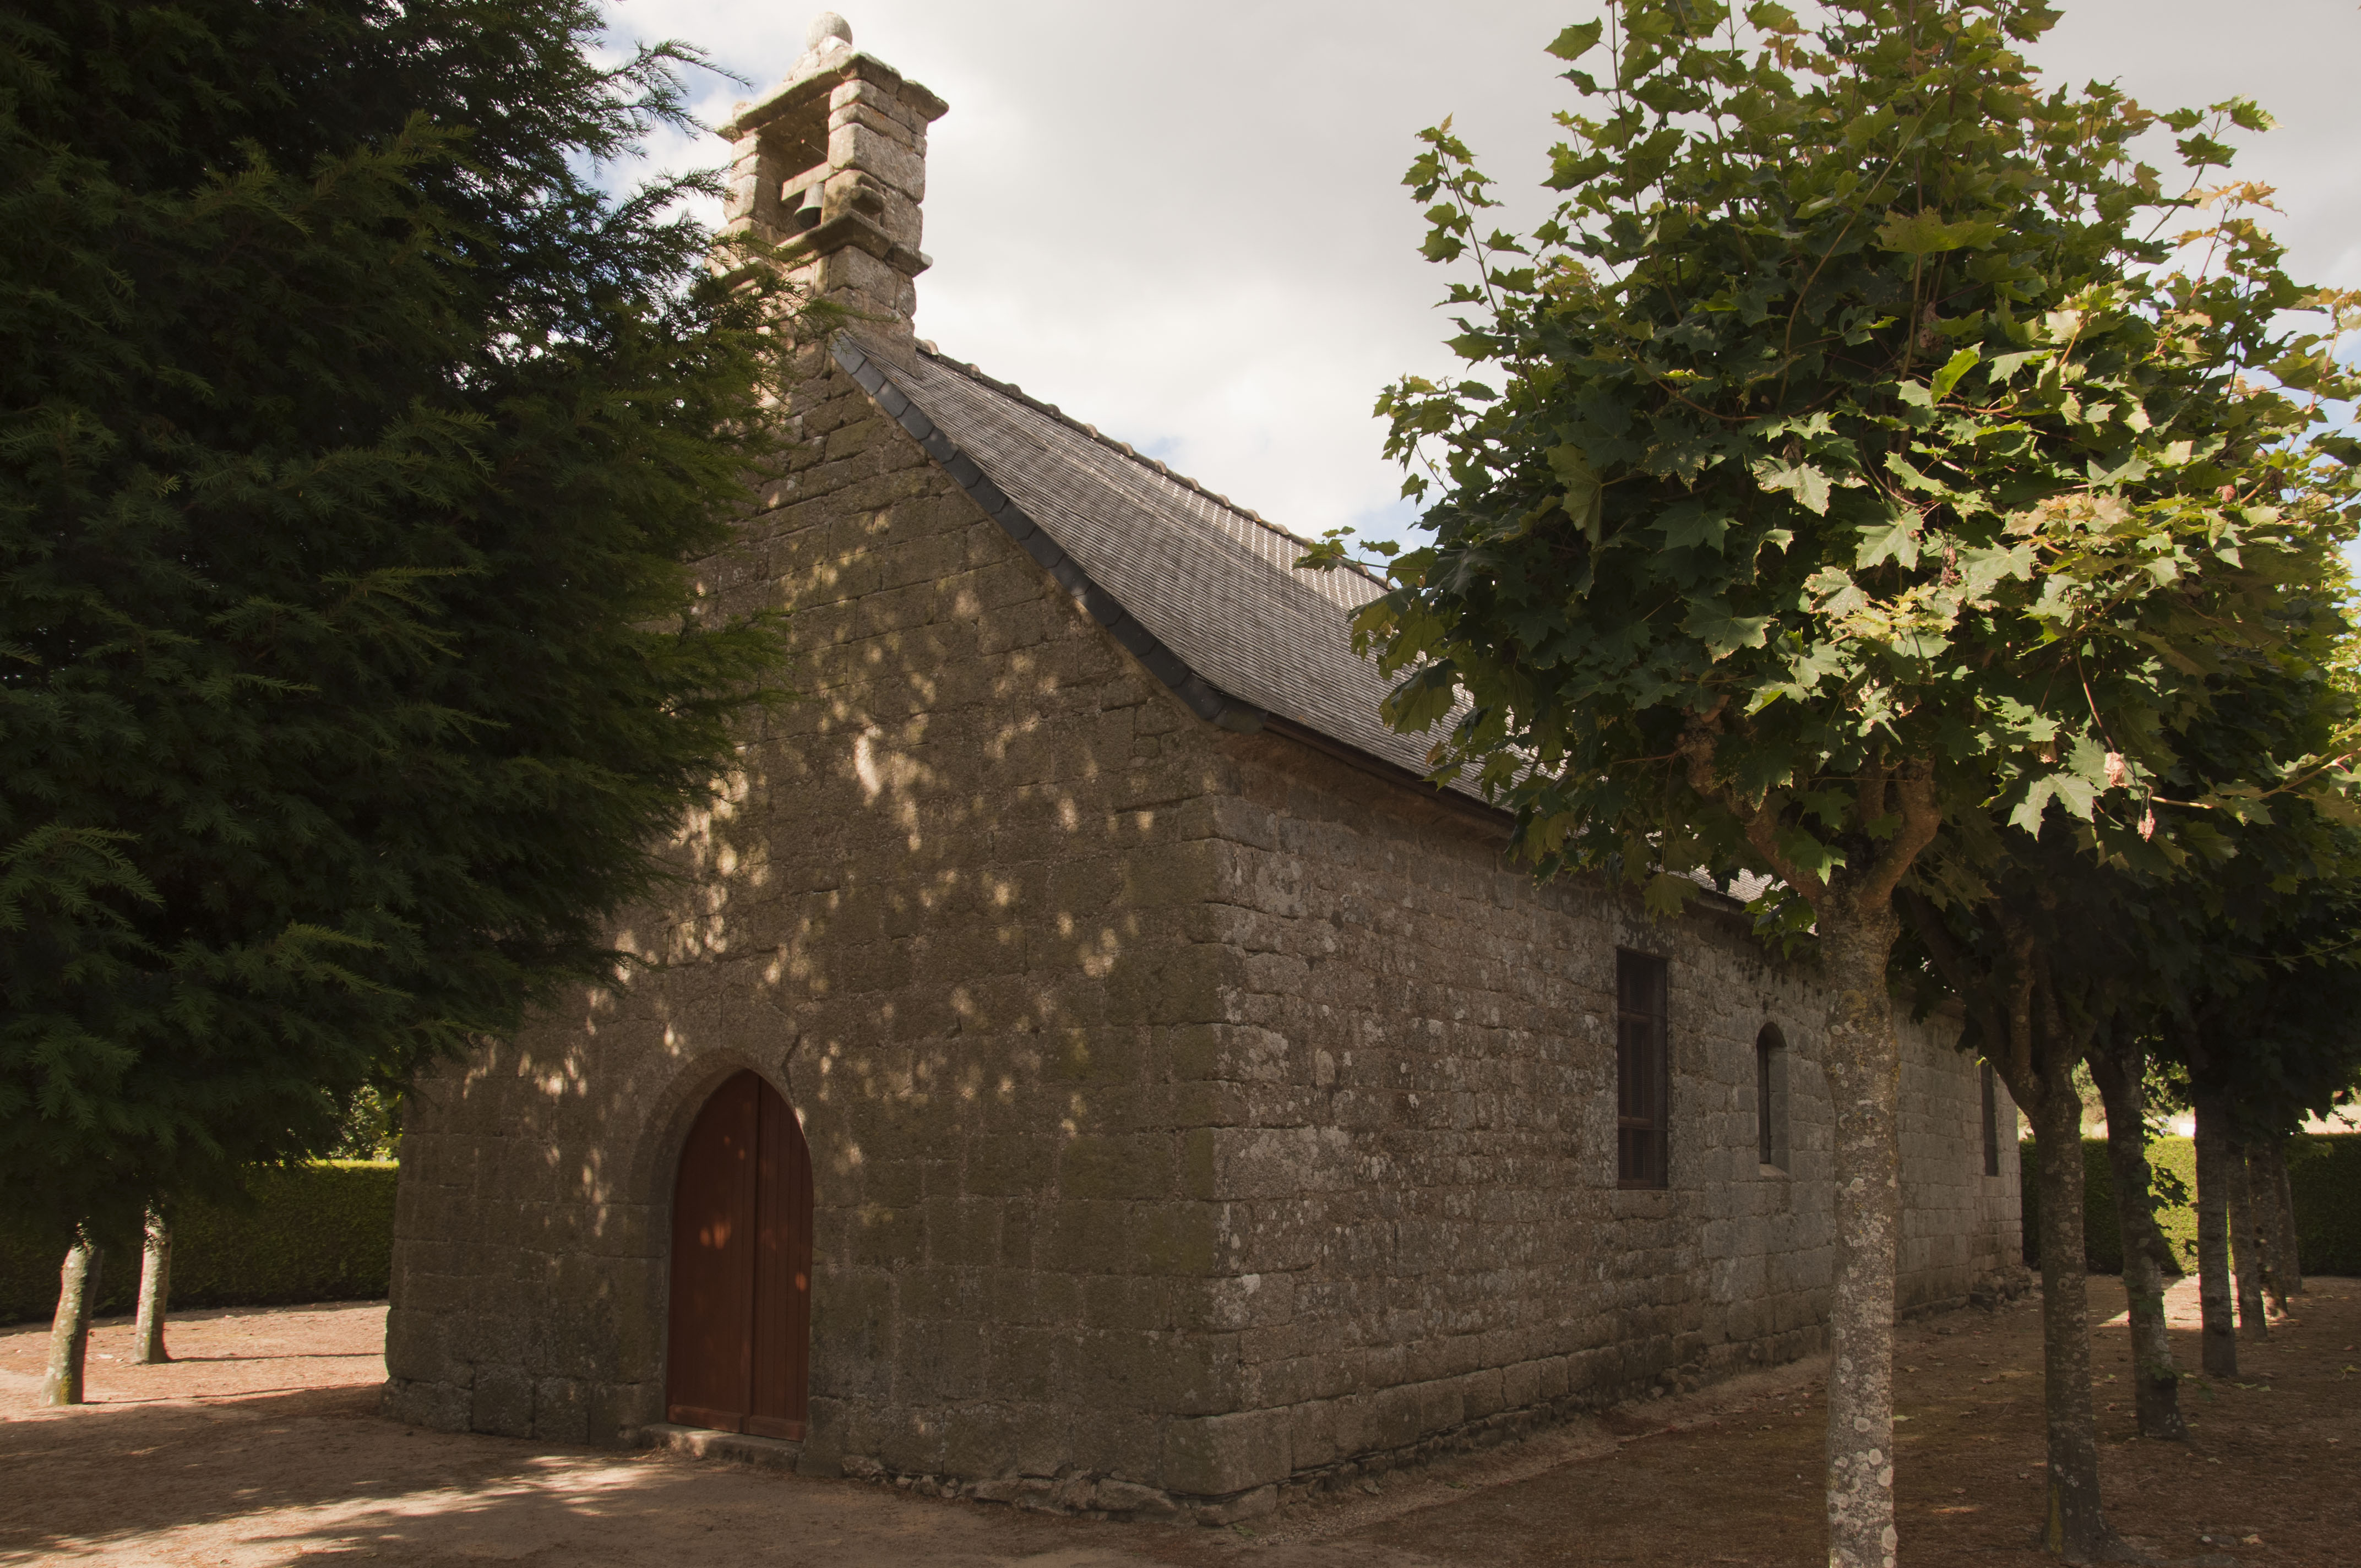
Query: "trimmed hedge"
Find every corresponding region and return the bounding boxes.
[2021,1133,2360,1275]
[12,1137,2347,1324]
[2287,1134,2361,1276]
[0,1161,397,1325]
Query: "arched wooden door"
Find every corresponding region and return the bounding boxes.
[665,1070,813,1439]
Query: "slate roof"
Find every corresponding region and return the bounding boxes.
[830,335,1782,906]
[833,334,1480,802]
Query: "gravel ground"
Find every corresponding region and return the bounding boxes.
[1,1275,2353,1566]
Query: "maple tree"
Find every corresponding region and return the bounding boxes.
[1308,2,2360,1560]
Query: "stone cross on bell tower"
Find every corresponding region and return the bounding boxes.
[719,13,947,340]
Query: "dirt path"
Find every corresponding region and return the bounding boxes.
[2,1278,2353,1566]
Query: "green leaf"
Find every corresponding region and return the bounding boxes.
[1546,21,1604,61]
[2008,778,2059,833]
[1383,663,1462,733]
[2051,772,2098,820]
[2177,132,2234,167]
[1883,451,1956,502]
[1955,543,2033,600]
[1753,457,1830,515]
[1547,444,1604,540]
[1682,598,1773,660]
[1873,210,2003,256]
[1658,501,1732,551]
[2066,734,2112,788]
[2008,772,2098,831]
[1800,566,1872,623]
[1855,509,1922,570]
[1987,350,2047,384]
[1644,872,1699,917]
[1930,347,1982,399]
[1647,420,1725,482]
[2221,96,2275,133]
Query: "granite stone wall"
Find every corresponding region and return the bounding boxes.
[384,345,2023,1516]
[1150,728,2022,1505]
[387,342,1247,1464]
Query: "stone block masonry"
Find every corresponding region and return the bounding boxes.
[383,12,2020,1522]
[716,18,945,336]
[383,333,2024,1513]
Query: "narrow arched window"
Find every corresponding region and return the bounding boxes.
[1981,1062,2002,1177]
[1755,1023,1789,1170]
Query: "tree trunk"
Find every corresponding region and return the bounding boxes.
[2222,1139,2268,1340]
[134,1212,172,1365]
[2190,1091,2238,1377]
[2086,1044,2184,1440]
[2258,1136,2303,1298]
[42,1239,102,1407]
[1818,907,1903,1568]
[2030,1054,2114,1556]
[2242,1148,2285,1315]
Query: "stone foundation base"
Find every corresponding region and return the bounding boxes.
[809,1280,2033,1528]
[813,1355,1789,1528]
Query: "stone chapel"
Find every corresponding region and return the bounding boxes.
[383,14,2023,1523]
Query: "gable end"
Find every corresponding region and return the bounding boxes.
[833,337,1266,734]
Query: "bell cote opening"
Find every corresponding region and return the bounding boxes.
[717,12,948,337]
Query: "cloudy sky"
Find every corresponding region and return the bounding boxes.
[605,0,2361,548]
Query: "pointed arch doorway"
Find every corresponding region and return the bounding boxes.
[665,1069,813,1439]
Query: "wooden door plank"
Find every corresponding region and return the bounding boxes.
[664,1071,760,1430]
[749,1075,814,1433]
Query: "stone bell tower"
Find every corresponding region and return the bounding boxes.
[718,13,946,339]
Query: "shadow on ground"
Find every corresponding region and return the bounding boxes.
[2,1283,2355,1566]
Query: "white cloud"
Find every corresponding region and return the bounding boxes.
[602,0,2361,549]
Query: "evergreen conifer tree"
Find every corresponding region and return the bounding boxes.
[2,1,802,1246]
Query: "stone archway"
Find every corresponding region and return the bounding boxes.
[664,1069,813,1439]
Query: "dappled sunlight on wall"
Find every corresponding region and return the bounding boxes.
[382,345,1244,1450]
[383,345,2019,1487]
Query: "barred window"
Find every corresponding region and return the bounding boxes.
[1755,1023,1789,1170]
[1616,950,1670,1188]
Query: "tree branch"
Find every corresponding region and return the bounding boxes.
[1898,886,2008,1058]
[1862,757,1941,907]
[1739,804,1826,903]
[1998,916,2043,1114]
[1679,699,1829,901]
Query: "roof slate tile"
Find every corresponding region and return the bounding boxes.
[837,336,1468,796]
